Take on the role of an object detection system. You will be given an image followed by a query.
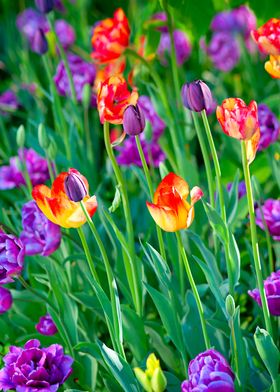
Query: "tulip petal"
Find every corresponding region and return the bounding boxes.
[146,202,179,232]
[245,128,260,164]
[154,173,189,203]
[66,196,98,228]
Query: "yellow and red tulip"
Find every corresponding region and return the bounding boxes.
[32,168,97,229]
[97,75,138,124]
[251,18,280,56]
[91,8,130,64]
[146,173,203,232]
[264,55,280,79]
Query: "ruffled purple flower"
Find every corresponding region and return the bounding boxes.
[0,90,19,116]
[249,270,280,316]
[157,29,191,66]
[20,201,61,257]
[201,32,240,72]
[55,19,76,50]
[257,104,280,151]
[0,148,50,190]
[0,287,13,314]
[0,339,73,392]
[227,180,246,199]
[138,96,165,141]
[181,349,235,391]
[255,199,280,241]
[36,314,58,335]
[0,232,25,284]
[54,53,96,106]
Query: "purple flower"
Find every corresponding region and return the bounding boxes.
[255,199,280,241]
[249,270,280,316]
[0,339,73,391]
[36,314,58,335]
[151,12,168,33]
[0,148,50,190]
[257,104,280,151]
[54,54,96,106]
[181,349,235,391]
[157,30,191,66]
[0,90,19,116]
[138,96,165,141]
[20,201,61,257]
[227,180,246,199]
[201,32,240,72]
[0,232,25,284]
[0,287,13,314]
[55,20,76,50]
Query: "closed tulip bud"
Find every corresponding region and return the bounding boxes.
[225,294,235,317]
[151,367,167,392]
[38,123,49,149]
[33,29,48,55]
[64,171,88,202]
[181,80,213,113]
[35,0,54,13]
[82,83,92,109]
[16,125,25,148]
[123,104,146,136]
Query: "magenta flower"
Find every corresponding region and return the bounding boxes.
[255,199,280,241]
[257,104,280,151]
[0,232,25,284]
[20,201,61,257]
[0,339,73,391]
[54,53,96,106]
[36,314,58,335]
[181,349,235,391]
[0,90,19,116]
[0,148,50,190]
[55,19,76,50]
[138,96,165,141]
[0,287,13,314]
[157,29,191,66]
[249,270,280,316]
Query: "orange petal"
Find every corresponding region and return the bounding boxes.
[66,196,98,228]
[154,173,189,203]
[245,129,260,164]
[146,202,180,232]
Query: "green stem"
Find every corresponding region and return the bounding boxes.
[176,232,210,349]
[103,121,142,316]
[80,201,126,358]
[201,109,234,296]
[77,227,99,283]
[229,317,241,388]
[135,135,166,261]
[241,141,272,336]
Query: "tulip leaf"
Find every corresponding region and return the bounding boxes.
[109,185,121,213]
[202,200,229,242]
[254,327,280,381]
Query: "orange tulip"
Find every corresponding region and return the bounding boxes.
[91,8,130,64]
[265,55,280,79]
[146,173,203,232]
[97,75,138,124]
[32,169,97,229]
[251,18,280,56]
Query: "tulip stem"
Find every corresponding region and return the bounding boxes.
[176,232,210,349]
[103,121,142,316]
[201,109,234,296]
[241,141,272,336]
[80,201,126,359]
[135,135,166,261]
[77,227,99,283]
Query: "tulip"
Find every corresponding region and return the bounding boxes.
[258,104,280,150]
[251,18,280,56]
[97,75,138,124]
[32,168,97,228]
[146,173,203,232]
[0,232,25,284]
[265,55,280,79]
[35,0,54,13]
[134,353,167,392]
[0,287,13,314]
[255,199,280,241]
[123,104,146,136]
[64,171,88,202]
[32,29,49,55]
[181,80,214,113]
[36,314,58,335]
[91,8,130,64]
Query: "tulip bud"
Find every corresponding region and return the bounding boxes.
[225,294,235,317]
[38,123,49,149]
[33,29,48,55]
[64,171,88,202]
[151,367,167,392]
[16,125,25,148]
[35,0,54,13]
[134,368,152,392]
[82,83,92,110]
[0,287,13,314]
[123,104,146,136]
[181,80,213,113]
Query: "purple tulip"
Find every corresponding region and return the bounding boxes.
[55,19,76,50]
[181,80,214,113]
[35,0,54,14]
[137,96,166,141]
[32,28,48,54]
[123,104,146,136]
[16,8,49,50]
[0,232,25,284]
[257,104,280,151]
[54,53,96,106]
[64,172,87,202]
[157,29,191,66]
[0,339,73,391]
[0,90,19,116]
[255,199,280,241]
[0,148,50,190]
[151,12,168,33]
[227,180,246,199]
[20,200,61,256]
[249,270,280,316]
[0,287,13,314]
[181,349,235,391]
[36,314,58,335]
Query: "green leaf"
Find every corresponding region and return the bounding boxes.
[202,200,228,242]
[74,342,102,361]
[254,327,280,381]
[109,185,121,213]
